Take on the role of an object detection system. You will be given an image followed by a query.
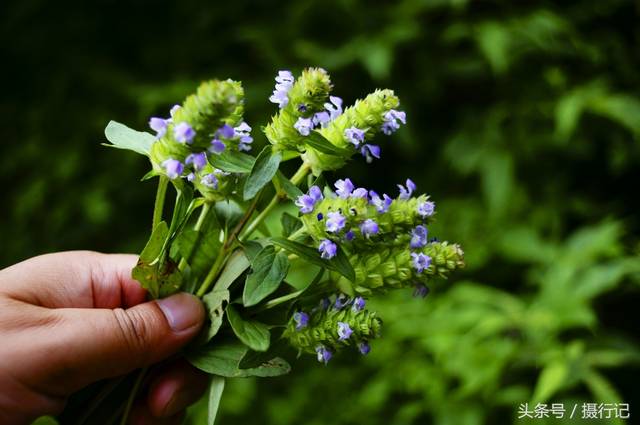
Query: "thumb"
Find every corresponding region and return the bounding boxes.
[48,292,205,392]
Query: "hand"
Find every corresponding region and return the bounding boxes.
[0,251,208,424]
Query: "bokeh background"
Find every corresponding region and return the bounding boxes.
[2,0,640,424]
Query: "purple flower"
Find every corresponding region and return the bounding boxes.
[298,104,307,113]
[295,194,316,214]
[169,104,181,119]
[382,109,406,135]
[334,293,350,309]
[318,239,337,259]
[200,173,219,189]
[308,185,323,203]
[410,225,428,249]
[325,211,346,233]
[315,345,332,364]
[234,122,253,152]
[360,144,381,163]
[418,200,435,217]
[209,139,226,154]
[351,187,369,199]
[413,284,430,298]
[269,70,294,108]
[344,127,366,147]
[312,111,331,128]
[174,122,196,144]
[345,230,355,241]
[149,117,167,138]
[352,296,366,312]
[334,178,354,199]
[369,190,392,213]
[337,322,353,341]
[294,117,313,136]
[293,311,309,330]
[358,341,371,355]
[360,219,379,237]
[216,124,235,139]
[185,152,207,171]
[411,252,432,273]
[186,172,195,182]
[161,159,183,179]
[317,213,324,221]
[398,179,416,200]
[324,96,343,120]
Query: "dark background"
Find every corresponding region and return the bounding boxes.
[2,1,640,424]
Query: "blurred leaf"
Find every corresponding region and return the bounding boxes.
[208,376,225,425]
[532,361,568,403]
[281,212,302,237]
[276,170,304,200]
[304,132,352,156]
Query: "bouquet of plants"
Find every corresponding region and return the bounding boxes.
[100,67,464,424]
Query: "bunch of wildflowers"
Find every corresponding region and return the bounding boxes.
[102,67,463,423]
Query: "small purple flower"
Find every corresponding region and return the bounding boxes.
[361,144,381,163]
[317,213,324,221]
[334,293,350,310]
[295,194,316,214]
[209,139,226,154]
[149,117,167,138]
[186,172,195,182]
[269,70,294,108]
[358,341,371,355]
[297,104,307,113]
[334,178,354,199]
[413,284,430,298]
[325,96,343,120]
[161,159,183,179]
[381,109,406,135]
[398,179,416,200]
[308,185,323,203]
[293,311,309,330]
[200,173,219,189]
[312,111,331,128]
[185,152,207,171]
[216,124,235,139]
[344,127,366,147]
[173,122,196,144]
[318,239,337,259]
[169,104,181,119]
[351,187,369,199]
[337,322,353,341]
[418,200,435,217]
[411,252,432,273]
[325,211,346,233]
[410,225,428,249]
[345,230,355,241]
[352,296,366,312]
[360,219,379,237]
[294,117,313,136]
[234,122,253,151]
[315,345,332,364]
[369,190,393,213]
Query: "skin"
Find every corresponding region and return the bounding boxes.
[0,251,209,425]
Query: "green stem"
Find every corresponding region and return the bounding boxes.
[178,202,212,272]
[152,176,169,230]
[120,366,147,425]
[196,250,229,297]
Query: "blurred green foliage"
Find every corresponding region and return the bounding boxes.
[2,0,639,424]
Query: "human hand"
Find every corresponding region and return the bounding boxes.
[0,251,208,424]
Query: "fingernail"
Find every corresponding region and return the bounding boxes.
[156,293,204,332]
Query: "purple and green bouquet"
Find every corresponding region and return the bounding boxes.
[103,68,464,423]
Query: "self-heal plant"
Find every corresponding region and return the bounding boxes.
[102,67,464,425]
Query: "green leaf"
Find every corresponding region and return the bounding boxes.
[176,229,222,279]
[202,290,230,342]
[103,121,155,157]
[243,146,282,200]
[139,221,169,262]
[226,305,271,352]
[304,131,352,156]
[242,240,264,262]
[188,341,290,378]
[532,360,568,403]
[131,221,171,298]
[281,212,302,237]
[168,184,194,239]
[213,249,250,291]
[239,338,290,369]
[209,150,256,173]
[32,417,60,425]
[207,376,225,425]
[214,200,244,231]
[276,171,304,200]
[271,237,355,282]
[243,247,290,307]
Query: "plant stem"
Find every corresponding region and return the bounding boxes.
[152,176,169,230]
[196,249,228,297]
[178,202,212,272]
[120,366,147,425]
